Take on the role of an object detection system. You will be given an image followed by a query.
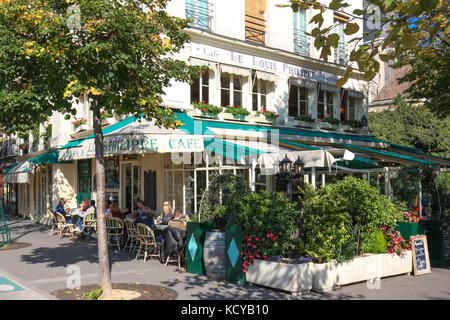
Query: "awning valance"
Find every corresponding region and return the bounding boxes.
[256,70,279,82]
[348,90,365,99]
[3,161,33,184]
[189,57,217,69]
[319,82,340,93]
[290,77,317,89]
[220,64,251,77]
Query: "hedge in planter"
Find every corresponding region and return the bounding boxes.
[301,177,405,263]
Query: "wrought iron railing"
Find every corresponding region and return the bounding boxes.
[245,14,266,44]
[185,0,213,31]
[293,29,310,57]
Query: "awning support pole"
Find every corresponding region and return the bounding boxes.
[311,167,316,189]
[251,158,257,192]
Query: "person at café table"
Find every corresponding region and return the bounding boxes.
[74,199,92,232]
[54,198,72,224]
[167,208,190,232]
[131,200,161,242]
[110,202,129,220]
[160,200,174,225]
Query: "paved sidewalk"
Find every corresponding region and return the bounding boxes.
[0,217,449,300]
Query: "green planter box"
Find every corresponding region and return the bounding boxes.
[185,222,214,276]
[395,222,424,240]
[420,220,450,268]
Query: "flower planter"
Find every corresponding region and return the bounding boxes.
[73,123,87,133]
[342,126,364,134]
[312,253,413,293]
[253,115,276,124]
[246,259,315,296]
[101,117,115,126]
[223,113,250,122]
[293,120,316,129]
[318,121,339,131]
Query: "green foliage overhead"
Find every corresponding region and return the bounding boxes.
[369,95,450,158]
[301,177,404,263]
[0,0,201,135]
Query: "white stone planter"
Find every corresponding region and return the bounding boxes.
[246,259,315,295]
[73,123,87,133]
[318,121,339,131]
[293,120,316,129]
[252,115,276,125]
[101,117,115,126]
[222,112,250,122]
[312,252,413,293]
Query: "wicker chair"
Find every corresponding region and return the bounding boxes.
[135,223,161,262]
[49,210,59,236]
[106,217,124,250]
[56,212,74,239]
[81,213,97,239]
[124,217,139,253]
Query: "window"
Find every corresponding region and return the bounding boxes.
[348,96,356,120]
[334,19,346,65]
[245,0,266,44]
[252,78,267,111]
[78,159,91,193]
[221,73,243,107]
[185,0,212,31]
[289,85,308,117]
[191,70,209,103]
[293,9,308,56]
[318,89,334,120]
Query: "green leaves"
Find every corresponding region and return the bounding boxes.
[310,13,324,27]
[380,0,397,13]
[419,0,439,11]
[326,33,340,48]
[344,22,359,36]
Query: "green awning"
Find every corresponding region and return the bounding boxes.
[28,151,72,164]
[203,137,267,162]
[338,143,439,165]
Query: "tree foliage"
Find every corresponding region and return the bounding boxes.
[369,95,450,158]
[281,0,449,115]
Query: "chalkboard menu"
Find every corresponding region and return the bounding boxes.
[411,235,431,276]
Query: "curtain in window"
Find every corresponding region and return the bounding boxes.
[293,9,307,55]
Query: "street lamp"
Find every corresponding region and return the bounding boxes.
[279,154,292,175]
[293,156,305,176]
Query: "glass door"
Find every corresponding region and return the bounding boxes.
[122,163,141,212]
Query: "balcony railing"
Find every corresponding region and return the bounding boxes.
[334,43,348,65]
[293,29,310,57]
[245,14,265,44]
[185,0,213,31]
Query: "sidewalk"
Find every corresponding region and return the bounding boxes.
[0,217,449,300]
[0,268,55,300]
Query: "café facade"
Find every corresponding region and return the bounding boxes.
[3,32,449,222]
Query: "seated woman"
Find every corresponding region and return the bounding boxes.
[54,198,72,224]
[105,200,112,216]
[160,201,174,225]
[75,199,91,232]
[109,202,128,220]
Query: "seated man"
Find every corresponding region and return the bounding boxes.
[54,198,72,224]
[167,208,189,232]
[133,200,161,242]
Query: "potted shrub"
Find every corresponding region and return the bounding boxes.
[394,211,424,240]
[71,118,87,132]
[254,109,279,124]
[101,110,115,125]
[192,100,222,119]
[293,114,316,129]
[223,105,250,121]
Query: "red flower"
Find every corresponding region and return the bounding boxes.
[194,100,197,104]
[201,108,205,112]
[262,110,266,114]
[276,114,279,117]
[202,100,206,103]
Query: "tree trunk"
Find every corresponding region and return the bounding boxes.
[92,101,113,298]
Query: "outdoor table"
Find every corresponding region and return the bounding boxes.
[155,224,168,231]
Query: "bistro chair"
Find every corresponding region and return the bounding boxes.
[161,227,186,270]
[56,212,74,239]
[124,217,139,254]
[135,223,160,262]
[81,213,97,239]
[49,210,59,236]
[106,217,124,250]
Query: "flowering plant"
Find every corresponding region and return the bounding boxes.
[193,100,222,116]
[295,114,315,122]
[71,118,87,128]
[322,117,340,125]
[224,104,250,116]
[404,211,423,223]
[381,226,411,257]
[100,110,113,120]
[241,231,278,273]
[343,119,363,128]
[256,109,279,121]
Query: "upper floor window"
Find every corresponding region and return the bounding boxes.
[186,0,212,31]
[333,17,347,65]
[289,85,309,117]
[348,96,356,120]
[318,89,334,120]
[245,0,266,44]
[191,70,209,104]
[252,78,267,112]
[221,73,243,107]
[293,9,309,56]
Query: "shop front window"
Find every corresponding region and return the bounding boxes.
[221,73,243,107]
[191,69,210,104]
